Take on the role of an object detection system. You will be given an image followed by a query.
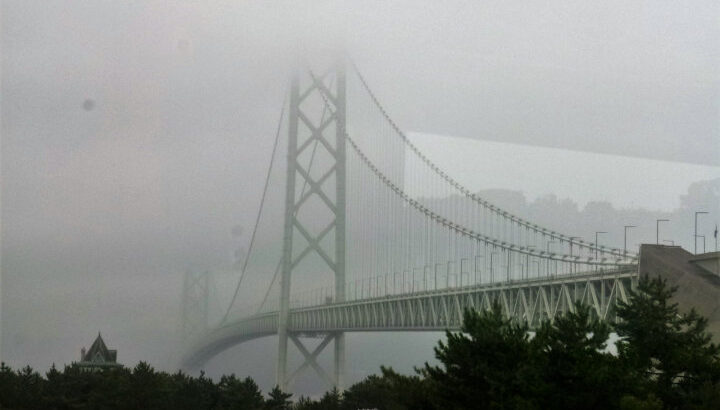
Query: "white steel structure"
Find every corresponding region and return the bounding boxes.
[183,58,639,391]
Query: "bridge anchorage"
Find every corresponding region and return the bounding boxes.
[182,56,641,392]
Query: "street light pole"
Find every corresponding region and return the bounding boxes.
[656,219,669,245]
[525,246,535,280]
[531,260,540,278]
[474,255,484,284]
[695,211,708,254]
[434,264,441,290]
[595,231,607,261]
[568,237,581,258]
[490,252,498,283]
[506,252,511,282]
[568,237,580,274]
[546,241,557,277]
[624,226,636,256]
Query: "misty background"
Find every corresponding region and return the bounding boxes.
[2,0,719,396]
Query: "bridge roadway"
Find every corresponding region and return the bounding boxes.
[183,267,637,368]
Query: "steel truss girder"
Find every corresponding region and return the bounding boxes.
[285,270,636,332]
[186,269,638,369]
[183,270,637,371]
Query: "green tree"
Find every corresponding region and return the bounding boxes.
[533,303,625,409]
[422,302,538,409]
[265,385,292,410]
[216,374,264,410]
[294,395,318,410]
[0,362,20,408]
[342,366,435,410]
[166,370,219,410]
[619,393,663,410]
[14,365,45,409]
[315,387,341,410]
[122,361,168,409]
[616,275,720,408]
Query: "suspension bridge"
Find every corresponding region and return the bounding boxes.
[181,58,640,391]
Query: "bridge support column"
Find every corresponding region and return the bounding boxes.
[277,58,347,391]
[334,332,345,389]
[276,71,299,391]
[333,61,347,391]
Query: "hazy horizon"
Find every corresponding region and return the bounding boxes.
[2,0,719,397]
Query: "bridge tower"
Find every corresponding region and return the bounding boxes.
[277,60,347,391]
[181,270,211,342]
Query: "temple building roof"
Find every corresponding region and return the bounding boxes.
[76,332,121,370]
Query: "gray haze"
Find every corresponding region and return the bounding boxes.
[2,0,719,396]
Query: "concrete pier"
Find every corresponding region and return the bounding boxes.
[638,244,720,339]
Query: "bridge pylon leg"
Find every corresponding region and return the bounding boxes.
[277,58,347,392]
[334,332,345,389]
[181,270,211,343]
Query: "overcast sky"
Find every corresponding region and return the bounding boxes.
[2,0,719,395]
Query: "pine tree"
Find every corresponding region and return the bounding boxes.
[616,275,720,408]
[265,385,292,410]
[216,374,265,410]
[533,303,624,409]
[422,302,537,409]
[342,366,435,410]
[314,387,342,410]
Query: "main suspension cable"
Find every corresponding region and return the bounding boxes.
[253,78,335,315]
[346,134,633,266]
[348,59,632,259]
[222,89,288,324]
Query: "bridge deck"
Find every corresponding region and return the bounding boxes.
[183,268,637,368]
